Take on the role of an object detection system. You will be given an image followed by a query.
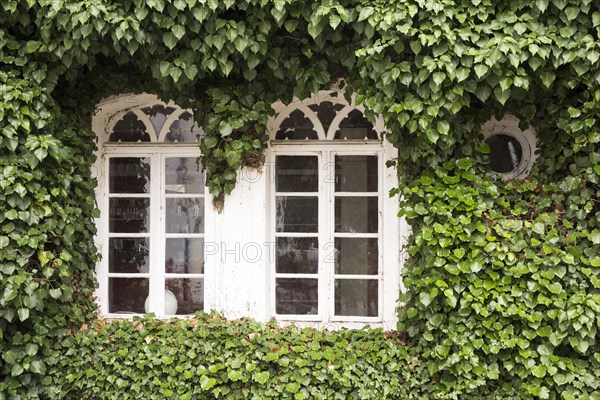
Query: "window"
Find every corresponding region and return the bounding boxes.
[93,95,206,317]
[268,91,401,325]
[482,114,537,179]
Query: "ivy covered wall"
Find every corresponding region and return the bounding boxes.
[0,0,598,399]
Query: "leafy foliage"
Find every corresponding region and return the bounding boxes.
[0,0,598,399]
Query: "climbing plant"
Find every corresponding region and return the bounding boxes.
[0,0,598,398]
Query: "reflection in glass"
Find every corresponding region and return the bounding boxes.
[109,112,151,142]
[335,155,378,192]
[335,279,378,317]
[486,134,523,173]
[165,112,205,143]
[141,105,176,134]
[109,238,149,273]
[334,197,378,233]
[165,238,204,274]
[276,237,318,273]
[276,278,318,315]
[109,198,150,233]
[165,157,203,194]
[276,196,318,233]
[308,101,344,134]
[334,109,378,140]
[165,278,204,315]
[276,156,318,192]
[166,198,204,233]
[109,278,148,313]
[275,110,318,140]
[109,157,151,194]
[334,238,378,275]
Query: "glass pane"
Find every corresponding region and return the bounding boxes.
[109,157,150,194]
[166,198,204,233]
[109,238,149,273]
[165,278,204,315]
[334,197,378,233]
[109,112,151,142]
[275,110,318,140]
[276,237,318,274]
[276,196,318,233]
[486,134,523,173]
[308,101,344,134]
[109,198,150,233]
[109,278,148,313]
[141,105,176,134]
[165,112,204,143]
[334,110,378,140]
[165,157,203,194]
[276,278,318,315]
[276,156,318,192]
[334,238,378,275]
[335,279,378,317]
[335,155,378,192]
[165,238,204,274]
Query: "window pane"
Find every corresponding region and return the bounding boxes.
[276,278,318,315]
[109,157,150,194]
[109,278,148,313]
[335,155,378,192]
[335,279,378,317]
[165,112,204,143]
[276,156,318,192]
[166,198,204,233]
[165,238,204,274]
[109,198,150,233]
[276,196,318,233]
[165,278,204,315]
[334,238,378,275]
[141,105,176,134]
[334,109,378,140]
[334,197,378,233]
[165,157,203,194]
[275,110,318,140]
[109,238,149,273]
[276,237,318,273]
[109,112,151,142]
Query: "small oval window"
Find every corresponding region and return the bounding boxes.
[481,114,537,179]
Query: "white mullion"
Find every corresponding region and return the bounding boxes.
[321,150,333,322]
[377,149,384,319]
[108,233,151,238]
[164,273,204,279]
[108,193,151,199]
[164,193,204,199]
[149,153,163,315]
[274,192,319,197]
[164,233,205,239]
[332,233,379,238]
[274,232,318,238]
[275,273,319,279]
[333,274,379,280]
[108,273,151,278]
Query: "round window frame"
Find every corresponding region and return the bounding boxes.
[481,114,537,180]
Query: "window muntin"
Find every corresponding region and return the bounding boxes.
[99,98,205,317]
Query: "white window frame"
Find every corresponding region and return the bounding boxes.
[91,94,207,318]
[267,90,403,329]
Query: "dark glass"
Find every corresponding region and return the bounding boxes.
[109,112,151,142]
[165,238,204,274]
[275,110,318,140]
[334,238,378,275]
[308,101,344,134]
[165,157,203,194]
[334,279,378,317]
[334,197,378,233]
[165,112,204,143]
[141,105,176,134]
[166,198,204,234]
[275,196,318,233]
[276,237,319,274]
[335,155,378,192]
[109,238,149,273]
[334,109,378,140]
[276,156,318,192]
[109,157,150,194]
[276,278,318,315]
[109,198,150,233]
[486,134,523,173]
[165,278,204,315]
[108,278,148,313]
